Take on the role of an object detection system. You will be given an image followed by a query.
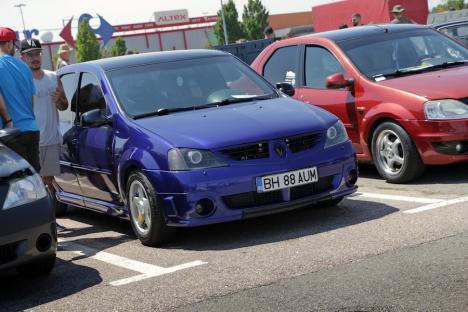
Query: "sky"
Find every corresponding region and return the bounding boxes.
[1,0,444,35]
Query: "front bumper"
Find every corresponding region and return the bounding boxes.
[410,119,468,164]
[143,144,357,227]
[0,196,57,272]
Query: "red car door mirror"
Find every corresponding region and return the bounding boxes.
[326,73,354,91]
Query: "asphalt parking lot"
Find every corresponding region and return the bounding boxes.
[1,163,467,312]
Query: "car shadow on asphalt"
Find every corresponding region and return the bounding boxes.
[0,258,102,311]
[168,199,399,251]
[357,163,468,185]
[56,198,398,253]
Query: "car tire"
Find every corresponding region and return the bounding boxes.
[371,122,425,183]
[16,254,56,276]
[318,196,344,207]
[126,170,176,246]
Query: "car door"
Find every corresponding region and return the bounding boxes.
[74,71,120,211]
[295,45,361,153]
[56,72,84,207]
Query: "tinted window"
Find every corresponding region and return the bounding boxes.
[339,29,468,80]
[75,73,106,118]
[440,24,468,46]
[305,47,344,89]
[59,73,76,133]
[107,56,276,117]
[263,46,299,86]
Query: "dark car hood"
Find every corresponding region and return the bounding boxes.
[378,65,468,100]
[133,97,336,149]
[0,144,31,178]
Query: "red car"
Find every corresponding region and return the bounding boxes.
[252,24,468,183]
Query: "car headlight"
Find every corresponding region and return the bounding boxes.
[324,120,348,148]
[2,174,48,210]
[168,148,228,171]
[424,99,468,120]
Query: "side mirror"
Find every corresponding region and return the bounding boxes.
[81,109,112,127]
[326,73,354,91]
[275,82,295,97]
[0,127,20,144]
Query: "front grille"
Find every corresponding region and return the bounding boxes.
[220,142,269,161]
[0,241,20,265]
[290,176,334,200]
[459,97,468,105]
[223,190,283,209]
[285,133,321,153]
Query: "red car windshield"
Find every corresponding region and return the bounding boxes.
[338,28,468,81]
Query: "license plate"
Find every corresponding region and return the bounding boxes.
[256,167,318,193]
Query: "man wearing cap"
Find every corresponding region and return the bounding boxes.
[391,5,414,24]
[264,25,275,39]
[0,27,41,172]
[56,43,71,70]
[20,38,68,192]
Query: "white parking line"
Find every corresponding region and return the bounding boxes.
[350,192,443,204]
[59,239,207,286]
[403,196,468,214]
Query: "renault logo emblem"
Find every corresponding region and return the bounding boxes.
[275,144,286,158]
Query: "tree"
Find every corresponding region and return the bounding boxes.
[214,0,244,45]
[75,18,101,62]
[242,0,269,40]
[431,0,466,13]
[111,37,127,57]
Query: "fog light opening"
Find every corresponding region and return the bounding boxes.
[346,169,358,187]
[36,233,52,252]
[195,199,215,216]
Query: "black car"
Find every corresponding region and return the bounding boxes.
[434,20,468,46]
[0,128,56,275]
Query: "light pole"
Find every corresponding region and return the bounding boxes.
[220,0,229,44]
[14,3,27,32]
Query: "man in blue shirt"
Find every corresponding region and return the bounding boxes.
[0,27,40,172]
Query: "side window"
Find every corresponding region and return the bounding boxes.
[76,72,106,120]
[59,73,76,134]
[305,46,344,89]
[263,46,299,86]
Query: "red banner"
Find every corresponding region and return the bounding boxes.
[114,16,218,32]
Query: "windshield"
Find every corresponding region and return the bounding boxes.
[107,55,276,117]
[338,28,468,81]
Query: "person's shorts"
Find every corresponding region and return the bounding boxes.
[39,144,61,177]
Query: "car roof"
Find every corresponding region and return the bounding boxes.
[65,49,229,71]
[298,24,429,43]
[433,20,468,29]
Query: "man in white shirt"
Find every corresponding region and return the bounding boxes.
[20,39,68,192]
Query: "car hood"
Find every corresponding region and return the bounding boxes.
[377,65,468,100]
[0,144,31,178]
[133,97,336,149]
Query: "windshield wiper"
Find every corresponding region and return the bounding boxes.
[202,94,277,108]
[373,60,468,80]
[132,94,277,119]
[417,60,468,71]
[132,107,194,119]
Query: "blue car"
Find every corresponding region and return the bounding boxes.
[54,50,357,246]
